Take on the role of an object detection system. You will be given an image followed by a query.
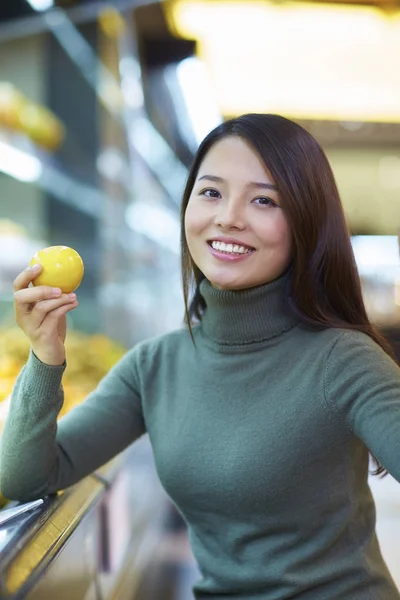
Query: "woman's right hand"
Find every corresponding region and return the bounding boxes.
[13,264,79,366]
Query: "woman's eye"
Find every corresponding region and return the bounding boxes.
[200,188,220,199]
[252,197,277,207]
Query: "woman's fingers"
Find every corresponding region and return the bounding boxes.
[13,264,42,292]
[14,286,63,316]
[35,302,79,341]
[29,294,77,329]
[44,300,79,325]
[12,264,79,365]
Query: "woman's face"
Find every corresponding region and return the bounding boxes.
[184,136,292,290]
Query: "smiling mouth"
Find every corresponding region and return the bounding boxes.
[207,240,256,255]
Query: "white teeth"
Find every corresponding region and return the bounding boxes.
[211,241,253,254]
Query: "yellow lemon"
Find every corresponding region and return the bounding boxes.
[30,246,84,294]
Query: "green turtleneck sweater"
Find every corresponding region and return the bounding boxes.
[1,275,400,599]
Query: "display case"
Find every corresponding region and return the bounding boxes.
[0,17,185,597]
[0,7,186,347]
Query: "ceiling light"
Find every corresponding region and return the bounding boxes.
[26,0,54,11]
[169,1,400,122]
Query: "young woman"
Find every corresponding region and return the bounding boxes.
[2,114,400,599]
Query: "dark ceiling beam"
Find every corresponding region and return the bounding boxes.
[0,0,156,42]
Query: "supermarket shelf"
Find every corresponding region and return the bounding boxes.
[0,7,188,208]
[42,8,188,205]
[0,127,184,257]
[0,129,110,219]
[0,8,187,256]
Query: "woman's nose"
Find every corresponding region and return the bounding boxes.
[214,199,245,230]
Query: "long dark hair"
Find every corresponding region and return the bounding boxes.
[180,113,396,476]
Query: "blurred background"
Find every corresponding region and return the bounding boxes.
[0,0,399,599]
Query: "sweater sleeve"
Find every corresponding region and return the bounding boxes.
[0,348,145,502]
[325,331,400,482]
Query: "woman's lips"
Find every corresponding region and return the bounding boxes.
[207,239,255,251]
[207,242,255,262]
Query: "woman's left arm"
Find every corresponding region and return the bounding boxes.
[325,331,400,481]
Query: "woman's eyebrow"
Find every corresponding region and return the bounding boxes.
[197,174,224,183]
[249,181,278,192]
[197,174,278,192]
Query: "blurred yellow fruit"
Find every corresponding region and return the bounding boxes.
[18,103,65,151]
[0,83,27,130]
[30,246,84,294]
[99,8,125,38]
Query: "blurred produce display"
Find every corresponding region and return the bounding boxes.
[0,327,126,420]
[0,82,65,151]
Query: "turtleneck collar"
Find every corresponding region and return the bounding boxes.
[199,273,300,347]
